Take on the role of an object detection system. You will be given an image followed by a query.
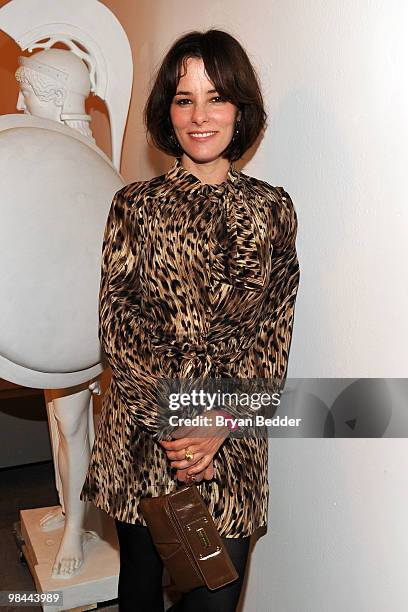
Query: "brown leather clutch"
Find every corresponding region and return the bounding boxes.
[139,481,239,593]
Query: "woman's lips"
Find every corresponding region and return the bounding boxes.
[188,131,218,141]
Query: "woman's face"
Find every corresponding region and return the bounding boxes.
[169,57,240,163]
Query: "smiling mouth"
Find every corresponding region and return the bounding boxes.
[188,131,218,139]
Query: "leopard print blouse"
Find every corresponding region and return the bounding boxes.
[80,156,300,538]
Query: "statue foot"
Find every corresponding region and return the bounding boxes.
[40,507,65,532]
[51,528,99,579]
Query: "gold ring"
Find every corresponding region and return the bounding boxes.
[185,447,194,461]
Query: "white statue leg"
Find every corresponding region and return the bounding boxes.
[40,380,100,533]
[40,398,65,531]
[51,384,98,578]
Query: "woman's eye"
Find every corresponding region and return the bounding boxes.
[174,96,225,105]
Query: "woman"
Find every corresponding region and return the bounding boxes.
[81,29,300,611]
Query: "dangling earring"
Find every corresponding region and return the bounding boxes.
[170,130,183,152]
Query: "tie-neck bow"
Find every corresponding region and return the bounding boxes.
[165,156,241,196]
[164,157,268,292]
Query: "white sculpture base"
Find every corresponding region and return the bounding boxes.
[20,506,119,611]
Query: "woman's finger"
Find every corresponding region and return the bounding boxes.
[165,447,198,461]
[185,455,212,476]
[169,449,204,469]
[176,467,203,483]
[159,437,197,452]
[166,436,224,468]
[203,462,214,480]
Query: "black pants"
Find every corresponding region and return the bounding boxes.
[115,519,251,612]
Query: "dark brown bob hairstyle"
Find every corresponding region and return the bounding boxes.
[144,29,267,162]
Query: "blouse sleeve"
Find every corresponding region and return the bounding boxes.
[97,187,162,436]
[98,187,143,363]
[260,187,300,391]
[220,187,300,423]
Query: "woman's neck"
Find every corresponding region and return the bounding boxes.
[180,154,231,185]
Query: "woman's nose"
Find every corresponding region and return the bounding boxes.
[191,102,209,124]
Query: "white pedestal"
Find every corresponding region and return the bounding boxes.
[20,506,119,611]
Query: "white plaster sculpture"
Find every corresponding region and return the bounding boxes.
[0,0,133,171]
[0,0,133,586]
[15,48,95,141]
[14,47,107,580]
[6,56,112,579]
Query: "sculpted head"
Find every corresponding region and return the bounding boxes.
[15,48,94,139]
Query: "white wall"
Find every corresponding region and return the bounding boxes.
[102,2,408,610]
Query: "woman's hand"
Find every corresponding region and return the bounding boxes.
[159,409,230,479]
[174,461,215,483]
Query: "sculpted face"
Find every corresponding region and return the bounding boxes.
[16,82,62,121]
[169,57,241,164]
